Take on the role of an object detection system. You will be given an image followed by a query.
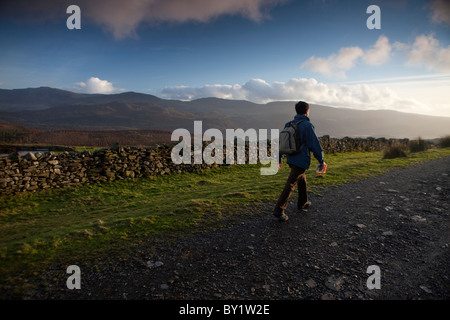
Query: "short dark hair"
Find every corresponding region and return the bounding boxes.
[295,101,309,115]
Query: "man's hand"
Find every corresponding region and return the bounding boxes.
[278,162,282,169]
[317,162,327,173]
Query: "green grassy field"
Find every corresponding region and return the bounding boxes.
[1,148,450,292]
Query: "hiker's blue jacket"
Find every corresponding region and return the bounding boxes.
[280,114,324,170]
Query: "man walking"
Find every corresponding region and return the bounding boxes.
[273,101,326,222]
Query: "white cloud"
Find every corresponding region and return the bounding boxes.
[397,34,450,73]
[363,35,392,66]
[301,47,364,78]
[75,77,123,94]
[302,33,450,76]
[429,0,450,27]
[301,36,392,78]
[160,77,438,115]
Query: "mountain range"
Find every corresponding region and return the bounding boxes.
[1,87,449,139]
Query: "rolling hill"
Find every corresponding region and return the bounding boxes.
[0,87,449,139]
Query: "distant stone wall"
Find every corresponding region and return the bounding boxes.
[319,136,409,153]
[0,137,409,195]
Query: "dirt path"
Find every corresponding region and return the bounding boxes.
[24,156,450,300]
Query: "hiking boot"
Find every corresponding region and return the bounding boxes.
[273,211,289,222]
[298,201,312,211]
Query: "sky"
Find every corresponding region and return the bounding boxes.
[1,0,449,116]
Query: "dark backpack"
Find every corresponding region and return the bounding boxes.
[279,120,306,155]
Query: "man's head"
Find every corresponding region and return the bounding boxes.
[295,101,310,116]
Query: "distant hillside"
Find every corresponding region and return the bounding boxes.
[0,87,93,111]
[1,87,449,139]
[0,87,173,111]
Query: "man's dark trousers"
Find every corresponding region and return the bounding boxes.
[274,164,308,214]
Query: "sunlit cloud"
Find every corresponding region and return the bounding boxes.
[301,47,364,78]
[302,33,450,77]
[395,34,450,73]
[75,77,123,94]
[301,35,392,78]
[363,35,392,66]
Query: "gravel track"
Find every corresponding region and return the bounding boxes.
[17,156,450,300]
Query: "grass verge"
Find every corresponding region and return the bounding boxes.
[1,148,450,293]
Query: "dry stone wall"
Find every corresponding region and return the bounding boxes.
[319,136,409,153]
[0,137,408,195]
[0,144,210,195]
